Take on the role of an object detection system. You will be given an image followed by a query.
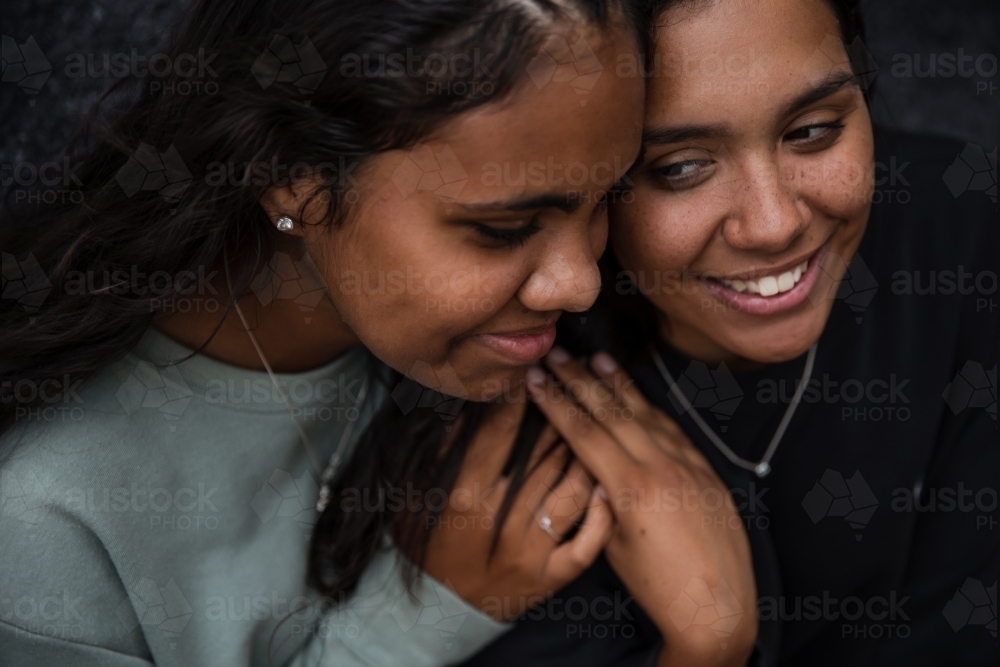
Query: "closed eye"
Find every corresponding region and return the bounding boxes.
[473,217,542,248]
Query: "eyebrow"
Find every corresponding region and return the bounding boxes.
[779,70,858,119]
[641,71,860,149]
[456,193,584,214]
[457,148,645,214]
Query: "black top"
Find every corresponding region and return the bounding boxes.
[459,128,998,667]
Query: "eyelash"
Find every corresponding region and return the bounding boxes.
[784,121,845,145]
[473,217,542,248]
[654,121,847,191]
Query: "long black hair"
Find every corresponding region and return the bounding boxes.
[0,0,654,602]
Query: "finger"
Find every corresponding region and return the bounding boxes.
[533,460,595,536]
[545,348,664,460]
[543,486,614,585]
[525,366,632,487]
[456,399,526,487]
[589,351,655,415]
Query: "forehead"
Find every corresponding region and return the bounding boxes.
[648,0,845,122]
[423,26,645,181]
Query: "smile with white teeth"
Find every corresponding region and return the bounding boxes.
[716,260,808,297]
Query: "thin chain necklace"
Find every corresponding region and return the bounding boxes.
[649,342,818,478]
[224,249,368,509]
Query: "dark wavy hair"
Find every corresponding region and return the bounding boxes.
[0,0,654,605]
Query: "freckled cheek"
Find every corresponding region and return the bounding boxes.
[797,151,874,223]
[611,196,716,273]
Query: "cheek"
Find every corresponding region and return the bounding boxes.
[798,137,875,223]
[611,192,717,273]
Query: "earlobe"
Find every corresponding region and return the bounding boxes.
[259,178,326,236]
[259,184,305,235]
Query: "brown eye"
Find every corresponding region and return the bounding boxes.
[785,122,844,144]
[653,159,714,191]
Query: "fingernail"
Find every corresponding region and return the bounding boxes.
[547,346,570,365]
[592,352,617,374]
[596,485,609,502]
[525,366,546,390]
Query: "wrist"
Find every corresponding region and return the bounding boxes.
[655,619,757,667]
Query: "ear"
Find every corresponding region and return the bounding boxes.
[259,177,330,236]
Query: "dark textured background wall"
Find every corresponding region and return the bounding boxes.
[2,0,997,171]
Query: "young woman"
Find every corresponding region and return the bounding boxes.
[458,0,996,665]
[0,1,757,666]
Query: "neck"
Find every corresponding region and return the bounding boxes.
[155,255,359,373]
[658,318,765,373]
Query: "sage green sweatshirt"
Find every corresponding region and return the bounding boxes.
[0,328,510,666]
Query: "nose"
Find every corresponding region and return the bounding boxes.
[722,157,811,253]
[518,231,602,313]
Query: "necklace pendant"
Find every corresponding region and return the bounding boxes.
[754,461,772,478]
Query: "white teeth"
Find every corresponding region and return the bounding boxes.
[758,275,779,296]
[718,260,809,296]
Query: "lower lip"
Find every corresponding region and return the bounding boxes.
[476,324,558,364]
[700,245,829,317]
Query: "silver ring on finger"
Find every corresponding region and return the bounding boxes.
[537,510,561,542]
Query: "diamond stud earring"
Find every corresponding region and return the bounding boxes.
[275,216,294,232]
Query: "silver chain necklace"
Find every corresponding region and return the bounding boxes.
[649,343,817,478]
[225,249,368,511]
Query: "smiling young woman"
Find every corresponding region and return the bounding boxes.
[0,1,652,665]
[511,0,995,665]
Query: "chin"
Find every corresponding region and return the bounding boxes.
[723,309,831,365]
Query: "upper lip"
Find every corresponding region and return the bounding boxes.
[699,244,824,282]
[477,318,558,338]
